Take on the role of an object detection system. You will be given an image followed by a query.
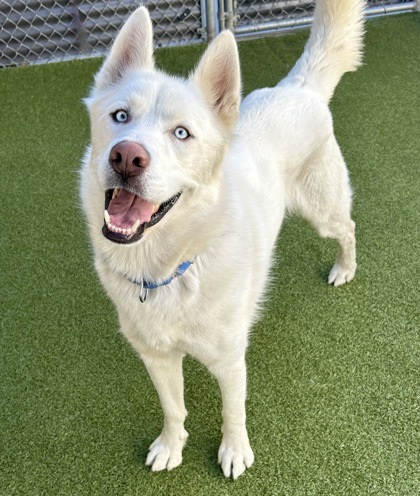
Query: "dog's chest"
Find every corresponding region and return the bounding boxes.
[118,282,220,360]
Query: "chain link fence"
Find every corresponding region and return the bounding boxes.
[0,0,206,67]
[232,0,419,38]
[1,0,418,68]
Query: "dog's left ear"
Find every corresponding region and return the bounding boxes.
[95,7,154,90]
[191,31,241,130]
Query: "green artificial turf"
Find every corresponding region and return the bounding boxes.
[1,13,419,496]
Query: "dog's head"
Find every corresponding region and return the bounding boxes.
[84,7,241,246]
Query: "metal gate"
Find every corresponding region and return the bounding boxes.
[1,0,418,68]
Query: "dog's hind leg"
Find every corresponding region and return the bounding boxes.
[316,216,356,287]
[289,136,357,286]
[324,220,356,286]
[138,351,189,472]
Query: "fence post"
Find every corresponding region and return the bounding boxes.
[224,0,235,31]
[205,0,216,41]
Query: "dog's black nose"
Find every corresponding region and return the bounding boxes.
[109,141,149,178]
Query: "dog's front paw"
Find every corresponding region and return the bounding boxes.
[218,432,254,480]
[146,430,188,472]
[328,262,356,287]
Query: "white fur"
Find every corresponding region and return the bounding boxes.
[80,0,364,479]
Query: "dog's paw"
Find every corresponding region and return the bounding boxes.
[218,434,254,480]
[328,262,356,287]
[146,430,188,472]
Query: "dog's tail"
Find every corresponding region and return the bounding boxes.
[285,0,365,102]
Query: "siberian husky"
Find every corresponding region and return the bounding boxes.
[80,0,364,479]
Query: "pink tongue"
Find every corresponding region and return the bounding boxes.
[107,190,155,229]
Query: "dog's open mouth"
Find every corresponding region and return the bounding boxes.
[102,189,181,244]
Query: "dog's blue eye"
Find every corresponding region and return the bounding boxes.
[174,127,190,140]
[112,109,129,123]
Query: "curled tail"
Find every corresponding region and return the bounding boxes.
[286,0,365,102]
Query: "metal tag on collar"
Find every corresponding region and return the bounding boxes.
[138,281,149,303]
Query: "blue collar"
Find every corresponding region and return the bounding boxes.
[126,259,194,302]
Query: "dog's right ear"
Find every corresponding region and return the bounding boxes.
[94,7,154,90]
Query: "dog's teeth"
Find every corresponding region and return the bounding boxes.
[105,220,136,237]
[104,210,111,225]
[112,188,120,199]
[152,204,160,214]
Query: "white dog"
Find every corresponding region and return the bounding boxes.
[80,0,364,479]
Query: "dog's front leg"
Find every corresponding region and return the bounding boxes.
[210,359,254,479]
[141,352,189,472]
